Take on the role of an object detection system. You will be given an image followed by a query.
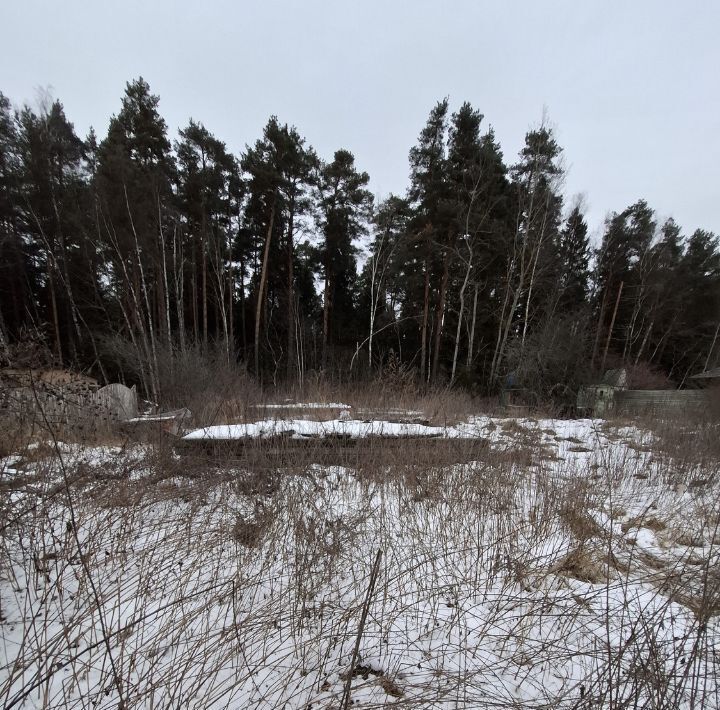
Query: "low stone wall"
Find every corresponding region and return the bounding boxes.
[615,389,708,417]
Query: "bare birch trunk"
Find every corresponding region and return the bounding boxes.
[368,254,378,376]
[125,185,160,400]
[704,321,720,372]
[286,201,296,381]
[451,248,473,384]
[227,237,234,363]
[158,200,172,347]
[634,319,654,366]
[202,226,208,349]
[322,269,331,372]
[420,256,430,385]
[431,235,453,382]
[254,197,276,377]
[106,214,158,401]
[191,236,199,344]
[590,287,609,369]
[601,281,624,373]
[212,238,229,356]
[172,225,186,353]
[467,281,479,368]
[240,255,247,356]
[47,263,62,365]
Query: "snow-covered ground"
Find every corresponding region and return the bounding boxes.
[184,417,451,440]
[182,414,610,442]
[1,414,719,708]
[251,402,352,410]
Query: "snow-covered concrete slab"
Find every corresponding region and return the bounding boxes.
[183,418,451,441]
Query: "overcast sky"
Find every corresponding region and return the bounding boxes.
[2,0,718,241]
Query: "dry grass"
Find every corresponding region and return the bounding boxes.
[2,394,720,708]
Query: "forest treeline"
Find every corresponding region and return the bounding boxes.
[0,78,718,403]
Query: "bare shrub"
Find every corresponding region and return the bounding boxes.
[232,501,274,548]
[502,313,594,408]
[3,400,720,708]
[624,361,674,390]
[0,416,28,459]
[100,336,262,426]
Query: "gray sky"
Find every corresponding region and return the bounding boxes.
[2,0,718,240]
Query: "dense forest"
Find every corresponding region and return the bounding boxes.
[0,78,718,403]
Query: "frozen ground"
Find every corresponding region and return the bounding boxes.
[182,414,619,442]
[185,417,457,441]
[1,414,719,708]
[251,402,352,410]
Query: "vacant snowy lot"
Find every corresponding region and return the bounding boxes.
[1,413,719,708]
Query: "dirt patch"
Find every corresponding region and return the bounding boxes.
[621,516,666,534]
[380,676,405,697]
[554,546,606,584]
[675,532,706,548]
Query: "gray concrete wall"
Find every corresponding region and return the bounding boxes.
[615,389,708,416]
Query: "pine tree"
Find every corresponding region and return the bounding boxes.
[443,102,484,383]
[593,200,655,370]
[275,129,317,380]
[0,92,34,353]
[467,128,511,378]
[176,120,242,354]
[95,77,176,397]
[637,218,684,369]
[1,81,718,395]
[317,149,372,370]
[241,117,317,377]
[357,195,412,373]
[556,203,590,313]
[678,229,720,376]
[15,99,92,365]
[406,99,451,383]
[490,123,563,385]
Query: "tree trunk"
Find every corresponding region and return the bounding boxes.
[286,198,296,381]
[240,253,247,356]
[254,196,276,377]
[704,321,720,372]
[212,237,229,357]
[520,244,542,353]
[451,254,472,384]
[158,207,172,347]
[467,281,479,368]
[491,283,522,387]
[322,267,331,372]
[634,319,654,366]
[228,239,234,363]
[47,262,62,365]
[601,281,623,373]
[367,229,389,376]
[125,185,160,400]
[191,233,198,344]
[420,256,431,385]
[431,232,453,382]
[590,286,609,370]
[202,226,208,349]
[368,254,377,376]
[173,225,186,353]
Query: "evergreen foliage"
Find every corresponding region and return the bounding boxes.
[0,81,717,399]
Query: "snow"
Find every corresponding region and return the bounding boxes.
[252,401,352,410]
[2,414,718,708]
[125,413,182,422]
[182,415,613,443]
[183,417,451,440]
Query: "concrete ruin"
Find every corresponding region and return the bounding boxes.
[577,368,712,418]
[0,369,138,428]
